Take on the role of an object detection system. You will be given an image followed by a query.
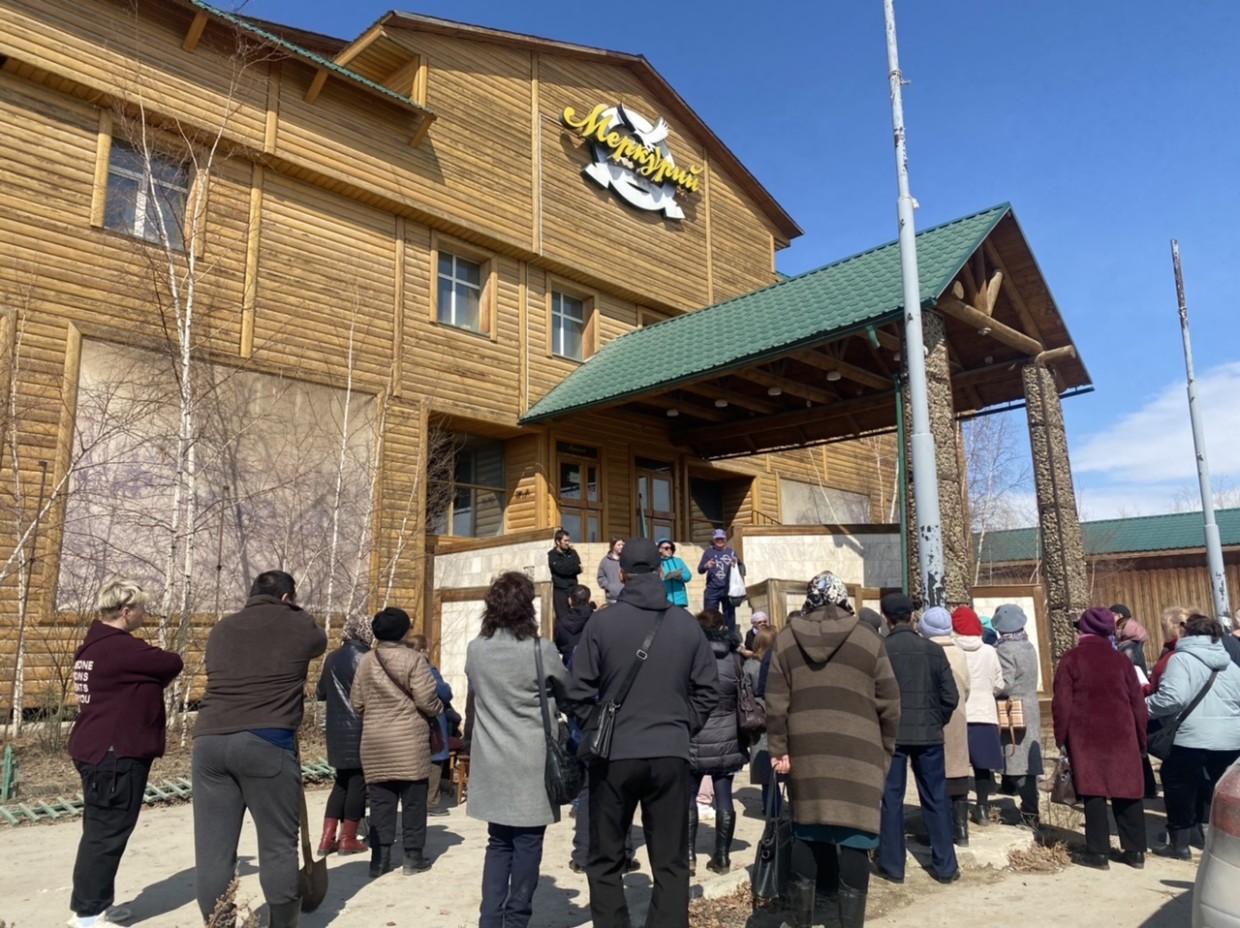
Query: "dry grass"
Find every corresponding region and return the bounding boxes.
[1009,839,1071,873]
[204,877,260,928]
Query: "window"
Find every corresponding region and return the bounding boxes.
[431,435,507,537]
[104,140,188,250]
[437,252,483,332]
[557,441,601,542]
[780,479,872,524]
[551,291,585,360]
[636,458,675,540]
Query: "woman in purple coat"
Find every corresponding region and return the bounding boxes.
[1052,606,1149,870]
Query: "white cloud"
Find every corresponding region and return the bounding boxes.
[1073,361,1240,484]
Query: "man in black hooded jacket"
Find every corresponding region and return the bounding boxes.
[568,537,718,928]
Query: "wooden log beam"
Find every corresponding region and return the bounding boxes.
[1034,345,1076,366]
[304,68,329,104]
[639,393,729,423]
[936,295,1043,356]
[791,349,890,391]
[681,382,781,415]
[675,390,895,445]
[983,240,1043,338]
[739,367,839,406]
[182,11,209,52]
[409,114,434,148]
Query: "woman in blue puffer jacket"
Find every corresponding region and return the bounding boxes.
[688,609,748,876]
[1147,613,1240,860]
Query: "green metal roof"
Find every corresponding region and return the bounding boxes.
[521,203,1011,423]
[184,1,433,115]
[976,508,1240,563]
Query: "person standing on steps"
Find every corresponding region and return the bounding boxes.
[952,606,1005,828]
[920,606,973,848]
[597,537,625,606]
[993,604,1044,831]
[548,529,582,623]
[696,529,742,634]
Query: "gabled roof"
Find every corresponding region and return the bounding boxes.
[179,1,434,119]
[977,509,1240,563]
[523,204,1011,424]
[346,11,801,244]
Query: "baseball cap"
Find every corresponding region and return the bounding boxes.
[880,592,915,618]
[711,529,727,540]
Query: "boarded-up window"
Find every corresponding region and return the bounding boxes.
[59,340,378,616]
[779,479,871,525]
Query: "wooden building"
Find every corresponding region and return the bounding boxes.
[0,0,1092,705]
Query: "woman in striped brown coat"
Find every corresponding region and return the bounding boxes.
[767,572,901,928]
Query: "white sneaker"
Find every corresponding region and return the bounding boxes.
[67,907,131,927]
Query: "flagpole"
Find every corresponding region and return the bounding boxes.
[1171,240,1232,623]
[883,0,946,607]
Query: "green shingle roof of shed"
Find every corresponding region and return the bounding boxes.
[977,508,1240,563]
[521,203,1011,423]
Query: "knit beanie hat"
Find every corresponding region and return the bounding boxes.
[992,604,1028,634]
[919,606,953,638]
[372,606,412,642]
[951,606,983,637]
[619,537,660,574]
[858,607,886,636]
[1076,606,1116,638]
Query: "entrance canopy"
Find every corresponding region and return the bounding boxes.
[521,204,1091,459]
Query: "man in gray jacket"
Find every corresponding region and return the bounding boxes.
[568,537,718,928]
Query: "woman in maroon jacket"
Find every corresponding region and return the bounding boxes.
[66,579,183,928]
[1052,606,1148,871]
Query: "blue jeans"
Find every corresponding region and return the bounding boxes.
[703,588,736,633]
[480,823,545,928]
[878,743,957,880]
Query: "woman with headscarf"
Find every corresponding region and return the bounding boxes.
[1052,606,1148,869]
[919,606,972,847]
[351,607,444,878]
[1146,613,1240,860]
[768,571,900,928]
[314,614,373,855]
[992,604,1044,830]
[952,606,1005,827]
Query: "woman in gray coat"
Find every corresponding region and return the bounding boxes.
[465,571,567,928]
[993,604,1044,829]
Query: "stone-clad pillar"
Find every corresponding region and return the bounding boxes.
[902,311,973,609]
[1023,362,1089,666]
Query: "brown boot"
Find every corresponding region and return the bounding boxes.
[337,819,368,855]
[317,818,339,856]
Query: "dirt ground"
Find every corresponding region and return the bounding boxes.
[0,752,1200,928]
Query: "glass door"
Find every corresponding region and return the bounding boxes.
[635,458,675,541]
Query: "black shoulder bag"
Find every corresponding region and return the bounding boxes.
[1147,669,1219,760]
[576,609,668,764]
[534,638,584,806]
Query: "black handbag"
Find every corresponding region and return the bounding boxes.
[534,638,584,806]
[734,654,766,737]
[577,609,667,764]
[750,779,792,908]
[1148,670,1218,760]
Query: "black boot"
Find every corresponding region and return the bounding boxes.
[706,810,735,873]
[1191,824,1207,849]
[688,805,698,876]
[788,876,815,928]
[951,800,970,847]
[838,884,867,928]
[1155,828,1192,861]
[402,849,432,874]
[369,845,393,878]
[267,899,301,928]
[972,801,991,826]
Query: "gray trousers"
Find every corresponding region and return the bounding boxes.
[192,733,301,919]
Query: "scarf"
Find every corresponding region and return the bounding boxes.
[998,629,1029,643]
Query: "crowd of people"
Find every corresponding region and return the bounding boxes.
[60,536,1240,928]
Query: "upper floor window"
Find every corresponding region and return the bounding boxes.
[438,252,483,332]
[104,140,188,250]
[552,291,586,361]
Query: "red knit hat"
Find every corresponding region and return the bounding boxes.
[951,606,983,637]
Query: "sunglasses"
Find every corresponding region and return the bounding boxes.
[658,545,672,550]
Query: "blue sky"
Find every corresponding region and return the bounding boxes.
[242,0,1240,521]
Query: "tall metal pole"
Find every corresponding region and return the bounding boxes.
[1171,240,1232,624]
[883,0,946,607]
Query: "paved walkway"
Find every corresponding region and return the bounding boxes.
[0,780,1033,927]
